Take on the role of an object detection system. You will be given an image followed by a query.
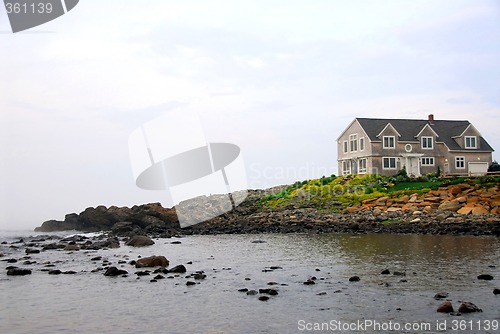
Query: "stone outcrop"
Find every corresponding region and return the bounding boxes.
[35,203,179,232]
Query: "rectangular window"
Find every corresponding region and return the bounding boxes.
[455,156,465,169]
[359,137,365,151]
[349,134,358,152]
[383,136,395,149]
[383,157,397,169]
[358,158,367,174]
[421,157,435,166]
[342,160,351,175]
[343,141,348,154]
[465,136,477,149]
[421,137,433,149]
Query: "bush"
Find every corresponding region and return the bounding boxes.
[393,167,409,182]
[320,174,336,185]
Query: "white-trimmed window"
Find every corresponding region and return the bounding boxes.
[359,137,365,151]
[358,158,367,174]
[455,156,465,169]
[349,134,358,152]
[342,160,351,175]
[421,137,433,149]
[421,157,435,166]
[383,157,397,169]
[343,141,348,154]
[465,136,477,149]
[383,136,395,149]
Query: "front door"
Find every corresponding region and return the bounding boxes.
[407,157,420,177]
[444,163,450,175]
[401,155,421,177]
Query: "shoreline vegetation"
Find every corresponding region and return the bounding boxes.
[34,173,500,237]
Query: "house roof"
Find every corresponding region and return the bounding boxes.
[356,117,494,152]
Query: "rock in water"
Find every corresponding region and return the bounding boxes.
[349,276,360,282]
[493,288,500,295]
[458,302,482,313]
[125,235,155,247]
[90,238,120,249]
[477,274,494,280]
[437,301,454,313]
[7,268,32,276]
[104,267,128,276]
[64,244,80,251]
[434,292,449,300]
[193,272,206,280]
[168,264,187,273]
[135,256,169,268]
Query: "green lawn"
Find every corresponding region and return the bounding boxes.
[389,181,441,192]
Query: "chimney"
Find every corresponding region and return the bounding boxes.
[428,114,434,124]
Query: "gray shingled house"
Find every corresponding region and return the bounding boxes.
[337,115,494,177]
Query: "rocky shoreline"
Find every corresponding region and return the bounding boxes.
[34,183,500,237]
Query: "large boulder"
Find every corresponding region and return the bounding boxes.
[135,256,169,268]
[437,301,454,313]
[458,302,482,313]
[87,238,120,249]
[168,264,187,273]
[126,235,155,247]
[438,201,462,212]
[472,207,490,215]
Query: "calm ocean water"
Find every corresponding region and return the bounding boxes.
[0,230,499,333]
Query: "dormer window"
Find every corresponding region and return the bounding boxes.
[421,137,433,149]
[465,136,477,149]
[383,136,395,149]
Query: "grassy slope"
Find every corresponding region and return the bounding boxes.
[258,174,500,211]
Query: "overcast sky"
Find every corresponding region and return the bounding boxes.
[1,0,499,230]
